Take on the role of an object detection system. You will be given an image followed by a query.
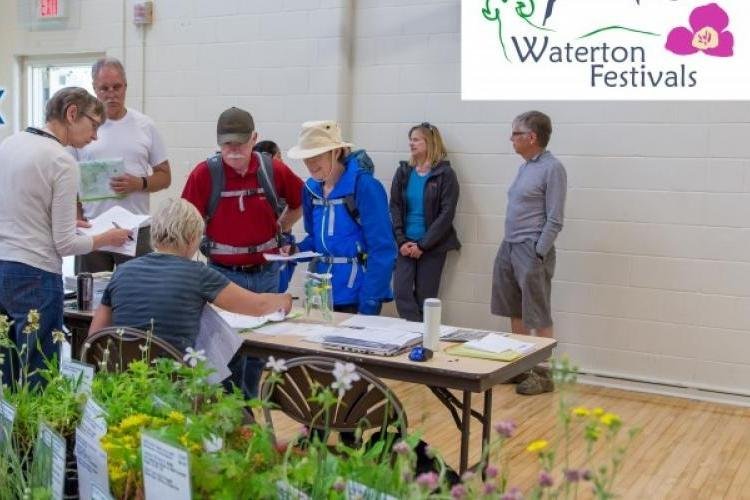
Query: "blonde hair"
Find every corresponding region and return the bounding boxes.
[409,123,447,167]
[150,199,205,251]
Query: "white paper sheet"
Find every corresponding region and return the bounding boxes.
[60,359,94,394]
[464,333,535,354]
[77,206,151,256]
[196,305,244,384]
[38,423,66,500]
[263,251,320,261]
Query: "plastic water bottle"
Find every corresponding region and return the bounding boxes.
[423,298,442,351]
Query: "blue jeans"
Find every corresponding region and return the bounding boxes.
[211,263,279,399]
[0,261,64,389]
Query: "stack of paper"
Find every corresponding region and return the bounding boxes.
[464,334,535,354]
[76,206,151,256]
[339,315,458,336]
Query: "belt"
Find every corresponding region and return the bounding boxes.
[211,262,275,274]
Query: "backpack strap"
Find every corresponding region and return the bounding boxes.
[205,153,225,221]
[255,151,283,217]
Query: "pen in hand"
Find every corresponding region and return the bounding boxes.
[111,221,134,241]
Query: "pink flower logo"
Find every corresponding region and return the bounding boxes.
[665,3,733,57]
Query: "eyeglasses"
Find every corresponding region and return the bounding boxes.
[83,113,102,132]
[511,130,531,137]
[95,83,125,94]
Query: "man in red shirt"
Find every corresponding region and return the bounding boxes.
[182,107,303,397]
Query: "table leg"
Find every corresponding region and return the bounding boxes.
[482,388,493,453]
[459,390,472,474]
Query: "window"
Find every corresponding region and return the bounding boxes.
[21,54,101,128]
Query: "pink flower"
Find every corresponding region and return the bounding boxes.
[493,420,517,439]
[450,484,467,499]
[416,472,440,491]
[665,3,733,57]
[485,465,499,479]
[539,470,554,487]
[500,486,523,500]
[392,441,410,455]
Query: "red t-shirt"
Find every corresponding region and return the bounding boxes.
[181,155,303,266]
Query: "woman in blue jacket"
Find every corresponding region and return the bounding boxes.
[287,121,396,315]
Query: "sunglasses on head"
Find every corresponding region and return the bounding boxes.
[419,122,434,131]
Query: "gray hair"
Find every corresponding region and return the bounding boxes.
[45,87,105,125]
[150,199,205,251]
[92,57,127,83]
[513,110,552,148]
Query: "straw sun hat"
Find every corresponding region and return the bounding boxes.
[287,120,353,160]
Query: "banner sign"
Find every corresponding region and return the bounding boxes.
[462,1,748,100]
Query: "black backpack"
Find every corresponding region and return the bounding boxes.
[204,151,284,221]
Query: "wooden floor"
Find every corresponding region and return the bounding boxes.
[268,381,750,499]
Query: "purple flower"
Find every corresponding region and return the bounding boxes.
[500,486,523,500]
[483,483,497,495]
[392,441,410,455]
[665,3,733,57]
[493,420,517,438]
[564,469,581,483]
[298,426,309,438]
[485,465,499,479]
[332,479,345,492]
[451,484,467,499]
[539,470,554,488]
[416,472,440,491]
[581,469,592,481]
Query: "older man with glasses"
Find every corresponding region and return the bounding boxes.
[491,110,567,395]
[73,57,172,273]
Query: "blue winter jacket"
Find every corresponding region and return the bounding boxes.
[297,152,396,314]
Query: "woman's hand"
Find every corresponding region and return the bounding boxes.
[277,293,293,314]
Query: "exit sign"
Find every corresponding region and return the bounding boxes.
[38,0,65,18]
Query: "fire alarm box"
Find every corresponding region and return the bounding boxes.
[133,1,153,25]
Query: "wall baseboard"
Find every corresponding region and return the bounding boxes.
[577,371,750,408]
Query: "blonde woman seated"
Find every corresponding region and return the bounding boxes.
[89,198,292,353]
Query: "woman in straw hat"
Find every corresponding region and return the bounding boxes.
[287,121,396,315]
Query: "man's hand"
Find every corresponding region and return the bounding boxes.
[400,242,414,257]
[110,173,143,195]
[409,245,423,259]
[76,220,91,229]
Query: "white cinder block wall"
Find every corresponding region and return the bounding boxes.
[0,0,748,397]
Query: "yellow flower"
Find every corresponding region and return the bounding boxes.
[600,412,622,428]
[572,406,590,417]
[167,411,186,424]
[592,407,605,416]
[179,433,190,447]
[118,413,150,431]
[109,466,127,482]
[526,439,549,453]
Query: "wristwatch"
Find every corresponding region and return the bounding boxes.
[141,176,148,191]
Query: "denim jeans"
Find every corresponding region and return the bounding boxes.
[211,263,279,399]
[0,260,64,389]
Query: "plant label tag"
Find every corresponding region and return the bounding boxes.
[91,484,115,500]
[275,480,310,500]
[60,358,94,394]
[75,399,109,500]
[36,423,66,500]
[141,433,192,500]
[346,480,397,500]
[75,428,110,500]
[0,399,15,445]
